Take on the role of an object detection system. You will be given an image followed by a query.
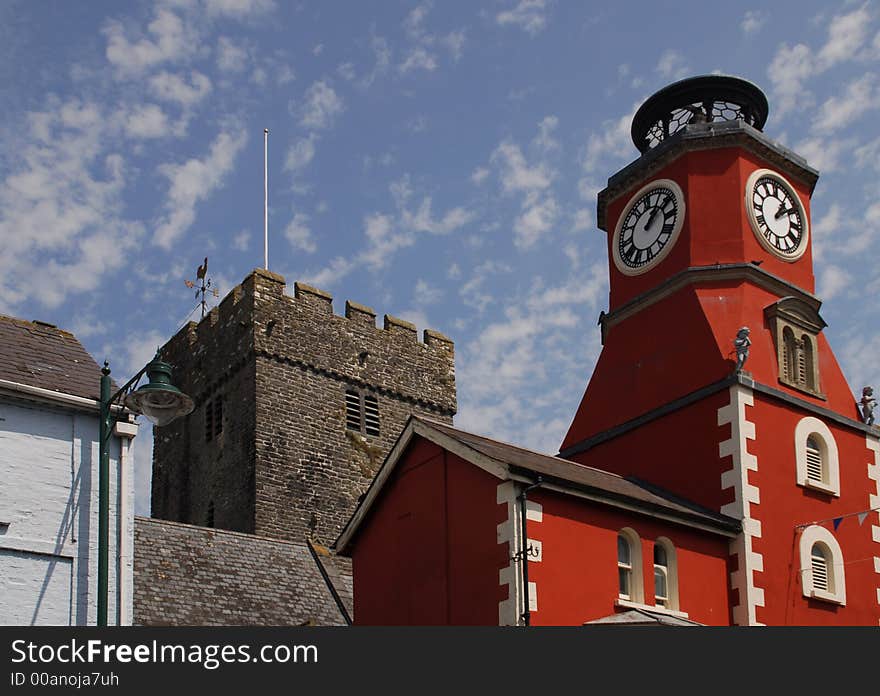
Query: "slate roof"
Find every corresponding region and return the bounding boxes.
[420,417,740,532]
[337,416,740,551]
[134,517,350,626]
[0,314,105,401]
[585,608,704,626]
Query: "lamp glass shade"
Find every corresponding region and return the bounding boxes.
[123,355,194,426]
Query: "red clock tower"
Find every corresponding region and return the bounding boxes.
[560,76,880,625]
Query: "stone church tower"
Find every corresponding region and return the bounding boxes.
[150,268,456,544]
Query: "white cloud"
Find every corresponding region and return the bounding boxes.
[153,129,248,249]
[491,141,552,194]
[581,107,635,173]
[312,43,324,56]
[655,49,690,80]
[741,10,767,35]
[149,70,212,107]
[769,5,875,117]
[285,134,317,172]
[233,230,250,251]
[571,208,593,232]
[202,0,276,18]
[216,36,248,73]
[284,212,317,253]
[532,115,559,152]
[304,176,473,285]
[793,135,853,173]
[443,30,466,61]
[413,279,443,305]
[768,43,815,117]
[0,100,142,311]
[456,267,607,452]
[813,73,880,133]
[123,104,173,139]
[399,47,438,74]
[337,62,356,81]
[459,260,511,313]
[514,193,558,248]
[298,80,344,130]
[403,2,432,40]
[471,167,490,185]
[103,8,194,76]
[818,264,850,300]
[496,0,550,36]
[816,4,872,69]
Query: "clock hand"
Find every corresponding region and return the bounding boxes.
[646,198,667,228]
[774,205,797,219]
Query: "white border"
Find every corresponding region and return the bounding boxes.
[612,178,686,277]
[866,435,880,622]
[744,168,809,262]
[718,384,765,625]
[793,416,840,496]
[798,525,846,605]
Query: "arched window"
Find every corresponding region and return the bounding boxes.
[799,525,846,605]
[802,334,815,391]
[653,537,680,610]
[783,326,797,383]
[794,417,840,496]
[617,528,644,603]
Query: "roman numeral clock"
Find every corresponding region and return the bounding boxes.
[613,179,685,275]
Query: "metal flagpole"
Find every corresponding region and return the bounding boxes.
[264,128,269,270]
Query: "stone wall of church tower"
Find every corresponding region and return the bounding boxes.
[151,268,456,544]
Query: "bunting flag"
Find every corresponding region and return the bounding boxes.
[833,517,843,530]
[857,512,868,526]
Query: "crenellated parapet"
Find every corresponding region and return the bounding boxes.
[152,267,457,543]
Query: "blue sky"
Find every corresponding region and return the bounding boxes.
[3,0,879,514]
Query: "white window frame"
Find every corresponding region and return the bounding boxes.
[617,528,644,604]
[799,525,846,605]
[653,537,680,611]
[794,417,840,496]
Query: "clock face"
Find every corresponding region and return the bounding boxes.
[612,179,685,276]
[745,169,809,261]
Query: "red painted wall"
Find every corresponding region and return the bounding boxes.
[745,396,880,625]
[350,437,504,625]
[566,393,733,513]
[523,488,733,625]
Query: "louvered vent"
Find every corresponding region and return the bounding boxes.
[364,394,380,436]
[345,390,361,431]
[806,437,823,483]
[811,548,829,592]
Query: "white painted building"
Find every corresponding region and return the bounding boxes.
[0,316,136,626]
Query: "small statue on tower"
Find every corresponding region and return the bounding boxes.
[734,327,751,372]
[860,386,877,425]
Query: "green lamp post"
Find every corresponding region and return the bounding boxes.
[97,352,194,626]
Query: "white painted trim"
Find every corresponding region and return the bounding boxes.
[496,481,522,626]
[794,417,840,496]
[798,525,846,605]
[615,598,690,619]
[618,527,645,604]
[744,167,809,262]
[0,537,76,558]
[0,379,97,412]
[718,384,765,625]
[654,536,680,611]
[865,435,880,618]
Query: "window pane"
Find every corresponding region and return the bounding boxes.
[619,567,630,598]
[655,567,668,603]
[654,544,667,566]
[617,535,630,564]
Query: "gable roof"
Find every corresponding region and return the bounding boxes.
[0,314,105,401]
[335,416,741,552]
[585,608,703,626]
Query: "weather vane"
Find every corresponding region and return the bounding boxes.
[184,256,219,319]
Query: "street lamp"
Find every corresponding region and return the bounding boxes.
[97,352,194,626]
